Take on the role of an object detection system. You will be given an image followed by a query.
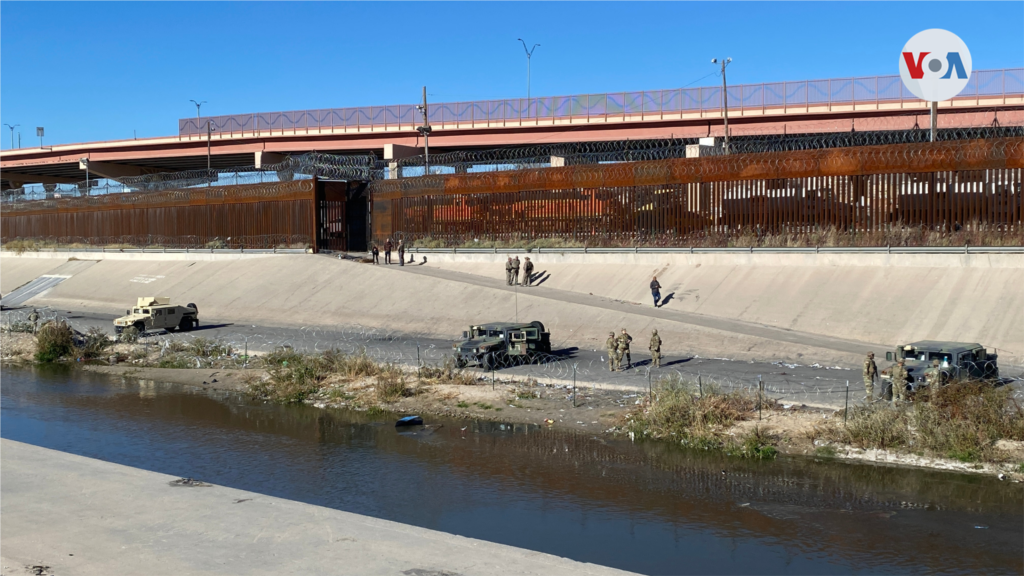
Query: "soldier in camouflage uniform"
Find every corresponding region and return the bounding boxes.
[925,359,943,392]
[863,352,878,400]
[505,257,514,285]
[606,332,619,371]
[28,309,40,333]
[891,359,908,404]
[649,329,662,368]
[617,328,632,370]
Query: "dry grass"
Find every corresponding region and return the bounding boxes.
[622,375,777,458]
[816,380,1024,462]
[417,356,479,386]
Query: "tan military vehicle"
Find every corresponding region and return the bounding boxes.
[114,297,199,334]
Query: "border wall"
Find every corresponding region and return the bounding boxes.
[368,138,1023,245]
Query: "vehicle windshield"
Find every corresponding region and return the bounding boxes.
[912,351,953,364]
[133,308,141,314]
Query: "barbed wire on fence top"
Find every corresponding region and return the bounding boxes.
[2,152,378,203]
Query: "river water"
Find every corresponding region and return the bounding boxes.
[2,365,1021,575]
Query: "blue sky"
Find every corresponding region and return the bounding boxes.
[1,1,1021,148]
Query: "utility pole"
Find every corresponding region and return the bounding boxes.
[416,87,432,175]
[207,120,213,171]
[36,127,44,148]
[930,101,938,142]
[711,57,733,154]
[4,124,19,149]
[517,39,540,115]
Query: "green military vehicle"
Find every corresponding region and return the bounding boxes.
[114,297,199,335]
[453,321,552,369]
[881,340,999,395]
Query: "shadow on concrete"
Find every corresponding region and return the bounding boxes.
[658,292,676,308]
[532,272,551,286]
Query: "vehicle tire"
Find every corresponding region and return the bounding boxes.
[133,321,146,334]
[482,352,495,371]
[187,303,198,314]
[179,317,194,332]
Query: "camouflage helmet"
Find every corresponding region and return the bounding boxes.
[609,332,615,337]
[652,329,658,335]
[897,359,906,365]
[932,359,940,366]
[867,352,874,357]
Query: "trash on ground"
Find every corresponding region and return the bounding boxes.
[395,415,424,427]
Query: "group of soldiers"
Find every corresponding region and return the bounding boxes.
[863,351,945,404]
[371,238,405,266]
[605,328,662,371]
[504,256,535,286]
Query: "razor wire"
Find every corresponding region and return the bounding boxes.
[4,307,1021,410]
[2,152,379,202]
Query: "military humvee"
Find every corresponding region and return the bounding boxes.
[114,297,199,334]
[453,321,552,369]
[881,340,999,394]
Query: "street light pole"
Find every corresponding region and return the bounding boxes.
[517,39,540,115]
[206,120,213,172]
[416,87,432,175]
[189,99,206,136]
[711,57,733,154]
[3,124,19,149]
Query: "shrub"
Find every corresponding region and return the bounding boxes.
[119,326,140,343]
[76,327,112,359]
[727,426,779,460]
[261,346,303,367]
[35,320,75,362]
[186,337,231,358]
[418,356,478,386]
[914,381,1024,462]
[158,354,193,369]
[374,364,408,402]
[625,377,756,442]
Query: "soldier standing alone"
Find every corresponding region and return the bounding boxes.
[511,256,521,285]
[617,328,633,370]
[522,257,534,286]
[863,352,878,401]
[28,308,40,333]
[649,329,662,368]
[606,332,619,371]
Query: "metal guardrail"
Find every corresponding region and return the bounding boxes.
[179,68,1023,137]
[407,246,1024,255]
[0,247,310,255]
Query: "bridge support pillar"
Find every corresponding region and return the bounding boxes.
[384,144,420,179]
[254,151,287,169]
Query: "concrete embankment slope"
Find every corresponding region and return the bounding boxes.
[1,252,872,365]
[0,440,631,576]
[420,251,1024,365]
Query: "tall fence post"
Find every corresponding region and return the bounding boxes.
[845,380,850,425]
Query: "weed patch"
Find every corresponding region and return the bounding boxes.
[35,321,74,363]
[374,365,408,402]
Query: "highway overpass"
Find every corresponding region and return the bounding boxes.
[2,68,1021,188]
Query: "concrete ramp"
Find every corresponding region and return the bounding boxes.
[3,275,71,307]
[1,260,97,307]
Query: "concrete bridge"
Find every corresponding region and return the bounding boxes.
[1,68,1021,188]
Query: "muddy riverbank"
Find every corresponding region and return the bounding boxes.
[81,363,1024,480]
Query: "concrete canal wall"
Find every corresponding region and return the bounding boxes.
[0,439,632,576]
[1,251,1021,364]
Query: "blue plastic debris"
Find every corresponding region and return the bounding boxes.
[396,415,424,427]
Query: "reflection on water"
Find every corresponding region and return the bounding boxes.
[2,365,1022,575]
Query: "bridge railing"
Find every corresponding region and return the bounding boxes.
[180,68,1023,137]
